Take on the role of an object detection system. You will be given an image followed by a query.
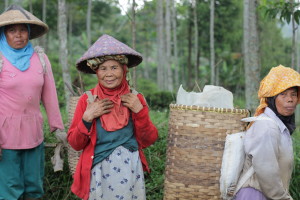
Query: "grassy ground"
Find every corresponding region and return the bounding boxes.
[43,110,300,200]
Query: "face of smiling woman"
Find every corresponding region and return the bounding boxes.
[4,24,29,49]
[275,87,298,116]
[96,60,124,89]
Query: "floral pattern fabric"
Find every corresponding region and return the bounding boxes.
[89,146,146,200]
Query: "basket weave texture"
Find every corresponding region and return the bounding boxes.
[164,104,249,200]
[67,96,81,175]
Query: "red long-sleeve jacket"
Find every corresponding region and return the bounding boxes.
[67,89,158,200]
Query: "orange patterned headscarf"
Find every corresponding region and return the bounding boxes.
[254,65,300,116]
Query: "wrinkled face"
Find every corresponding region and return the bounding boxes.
[96,60,124,89]
[5,24,29,49]
[275,87,298,116]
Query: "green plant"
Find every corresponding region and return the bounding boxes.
[144,110,169,200]
[290,130,300,199]
[145,91,176,111]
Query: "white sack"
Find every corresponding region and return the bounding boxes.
[176,84,234,109]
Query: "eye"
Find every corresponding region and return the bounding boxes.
[7,28,15,33]
[20,28,28,32]
[99,66,106,70]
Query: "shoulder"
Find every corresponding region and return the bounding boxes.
[247,116,280,140]
[79,88,96,102]
[34,46,49,60]
[252,116,278,130]
[34,46,44,53]
[137,93,147,105]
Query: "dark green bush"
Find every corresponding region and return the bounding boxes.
[145,91,176,111]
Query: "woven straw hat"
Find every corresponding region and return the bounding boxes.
[76,34,143,74]
[0,5,48,39]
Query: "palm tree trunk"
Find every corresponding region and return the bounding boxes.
[156,0,165,89]
[131,0,137,89]
[210,0,215,85]
[58,0,72,112]
[244,0,260,113]
[87,0,92,47]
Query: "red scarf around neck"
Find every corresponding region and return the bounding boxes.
[94,65,130,131]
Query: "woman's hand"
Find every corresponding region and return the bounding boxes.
[121,93,143,113]
[82,98,114,122]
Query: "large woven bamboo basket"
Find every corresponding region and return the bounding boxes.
[67,96,81,175]
[164,104,249,200]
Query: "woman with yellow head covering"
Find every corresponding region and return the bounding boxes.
[235,65,300,200]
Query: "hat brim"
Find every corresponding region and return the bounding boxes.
[76,54,143,74]
[0,6,49,39]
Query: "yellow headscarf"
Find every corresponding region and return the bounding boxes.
[254,65,300,116]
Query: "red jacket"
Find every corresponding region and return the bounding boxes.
[67,89,158,200]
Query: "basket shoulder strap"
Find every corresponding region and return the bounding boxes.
[131,88,139,95]
[85,91,96,103]
[130,88,149,107]
[234,166,254,195]
[34,46,47,73]
[241,116,275,123]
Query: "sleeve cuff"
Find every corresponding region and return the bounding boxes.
[82,119,92,132]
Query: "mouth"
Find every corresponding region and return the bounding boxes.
[15,41,24,44]
[285,106,296,110]
[105,80,115,84]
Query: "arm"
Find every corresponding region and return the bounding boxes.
[129,94,158,148]
[41,54,64,132]
[67,94,91,151]
[245,120,292,199]
[67,91,114,151]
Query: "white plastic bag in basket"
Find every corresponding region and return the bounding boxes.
[176,84,233,109]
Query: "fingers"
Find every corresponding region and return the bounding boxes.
[121,94,143,113]
[121,93,137,103]
[98,98,114,111]
[83,98,114,121]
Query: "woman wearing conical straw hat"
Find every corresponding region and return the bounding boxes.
[235,65,300,200]
[0,5,64,200]
[67,34,158,200]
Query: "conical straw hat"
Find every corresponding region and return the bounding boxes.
[0,5,48,39]
[76,34,143,74]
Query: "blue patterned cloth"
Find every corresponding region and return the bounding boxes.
[89,146,146,200]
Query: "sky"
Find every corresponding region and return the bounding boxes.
[118,0,150,15]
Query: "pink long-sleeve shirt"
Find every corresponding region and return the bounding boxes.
[0,52,64,149]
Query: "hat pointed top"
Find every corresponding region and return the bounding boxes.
[0,4,48,39]
[76,34,143,74]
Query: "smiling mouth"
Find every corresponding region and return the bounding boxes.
[105,80,115,84]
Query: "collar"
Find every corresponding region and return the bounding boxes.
[263,107,288,134]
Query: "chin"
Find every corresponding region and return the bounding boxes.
[283,112,295,117]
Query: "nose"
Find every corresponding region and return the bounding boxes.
[15,30,21,37]
[105,69,113,76]
[287,94,294,102]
